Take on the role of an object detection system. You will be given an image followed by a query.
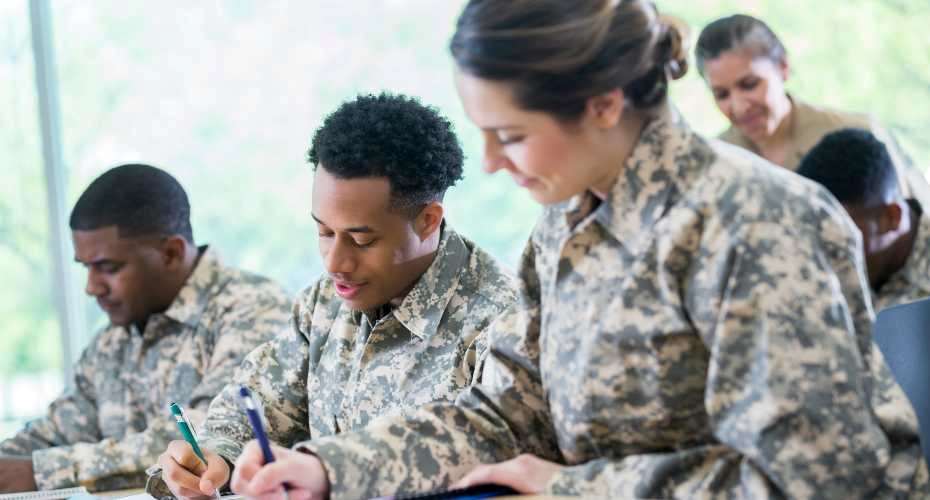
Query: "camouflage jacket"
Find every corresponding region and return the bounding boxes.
[0,247,292,492]
[198,226,517,465]
[299,107,927,499]
[875,200,930,312]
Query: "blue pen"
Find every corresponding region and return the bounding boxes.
[238,385,290,499]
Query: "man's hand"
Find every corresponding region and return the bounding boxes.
[231,440,330,500]
[454,454,563,494]
[157,441,230,499]
[0,456,38,493]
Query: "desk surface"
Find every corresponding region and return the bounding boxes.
[94,489,574,499]
[94,489,143,498]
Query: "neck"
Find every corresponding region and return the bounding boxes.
[589,111,648,198]
[875,205,920,290]
[135,243,201,331]
[391,229,442,308]
[172,242,201,293]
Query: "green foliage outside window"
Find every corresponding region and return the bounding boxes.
[1,0,928,396]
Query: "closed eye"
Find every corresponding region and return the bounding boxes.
[498,135,525,146]
[738,77,760,91]
[95,262,123,274]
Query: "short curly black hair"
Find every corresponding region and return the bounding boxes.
[796,128,899,207]
[307,92,464,213]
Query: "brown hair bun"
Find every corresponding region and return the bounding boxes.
[659,14,690,81]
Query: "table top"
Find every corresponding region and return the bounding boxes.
[94,488,576,499]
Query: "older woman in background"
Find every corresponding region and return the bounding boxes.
[696,14,930,209]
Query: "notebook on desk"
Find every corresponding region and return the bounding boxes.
[0,487,88,500]
[376,483,519,499]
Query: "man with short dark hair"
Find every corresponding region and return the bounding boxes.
[0,164,292,493]
[797,128,930,310]
[156,93,518,499]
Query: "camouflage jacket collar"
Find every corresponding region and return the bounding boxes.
[561,105,712,247]
[391,224,468,340]
[160,246,226,329]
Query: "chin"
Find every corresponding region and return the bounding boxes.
[741,121,776,142]
[342,296,378,312]
[107,315,130,327]
[530,188,574,206]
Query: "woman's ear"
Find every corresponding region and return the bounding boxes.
[586,89,625,129]
[778,58,790,82]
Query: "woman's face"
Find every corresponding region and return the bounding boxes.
[703,49,791,143]
[454,70,616,205]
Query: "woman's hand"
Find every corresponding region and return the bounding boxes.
[230,440,330,500]
[454,454,563,494]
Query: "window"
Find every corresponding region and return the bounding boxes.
[0,0,63,436]
[3,0,929,440]
[52,0,539,322]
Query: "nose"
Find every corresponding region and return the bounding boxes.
[731,92,751,116]
[482,136,509,174]
[322,237,357,275]
[84,269,107,297]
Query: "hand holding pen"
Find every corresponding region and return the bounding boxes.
[159,402,228,499]
[230,440,330,500]
[230,386,329,500]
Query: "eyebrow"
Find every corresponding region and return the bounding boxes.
[713,74,754,90]
[311,214,376,233]
[74,257,117,266]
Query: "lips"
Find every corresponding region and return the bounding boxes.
[510,173,538,188]
[736,110,766,130]
[97,298,119,312]
[334,281,366,299]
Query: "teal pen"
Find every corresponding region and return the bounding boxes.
[169,402,207,463]
[169,402,222,499]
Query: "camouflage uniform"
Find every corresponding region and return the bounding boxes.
[0,248,292,492]
[197,226,517,466]
[720,95,930,210]
[875,200,930,312]
[297,107,928,499]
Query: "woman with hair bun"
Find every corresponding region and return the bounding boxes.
[229,1,926,498]
[696,14,930,209]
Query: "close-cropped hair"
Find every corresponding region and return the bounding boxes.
[796,128,900,207]
[695,14,787,77]
[307,92,464,214]
[69,163,194,242]
[449,0,689,122]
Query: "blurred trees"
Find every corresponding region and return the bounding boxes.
[1,0,928,383]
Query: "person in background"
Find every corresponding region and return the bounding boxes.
[0,164,292,493]
[225,1,926,498]
[155,93,518,499]
[695,14,930,209]
[798,128,930,311]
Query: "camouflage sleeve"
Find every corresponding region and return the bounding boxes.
[200,298,312,465]
[0,341,102,457]
[545,217,894,498]
[187,283,294,415]
[25,289,292,491]
[294,241,562,499]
